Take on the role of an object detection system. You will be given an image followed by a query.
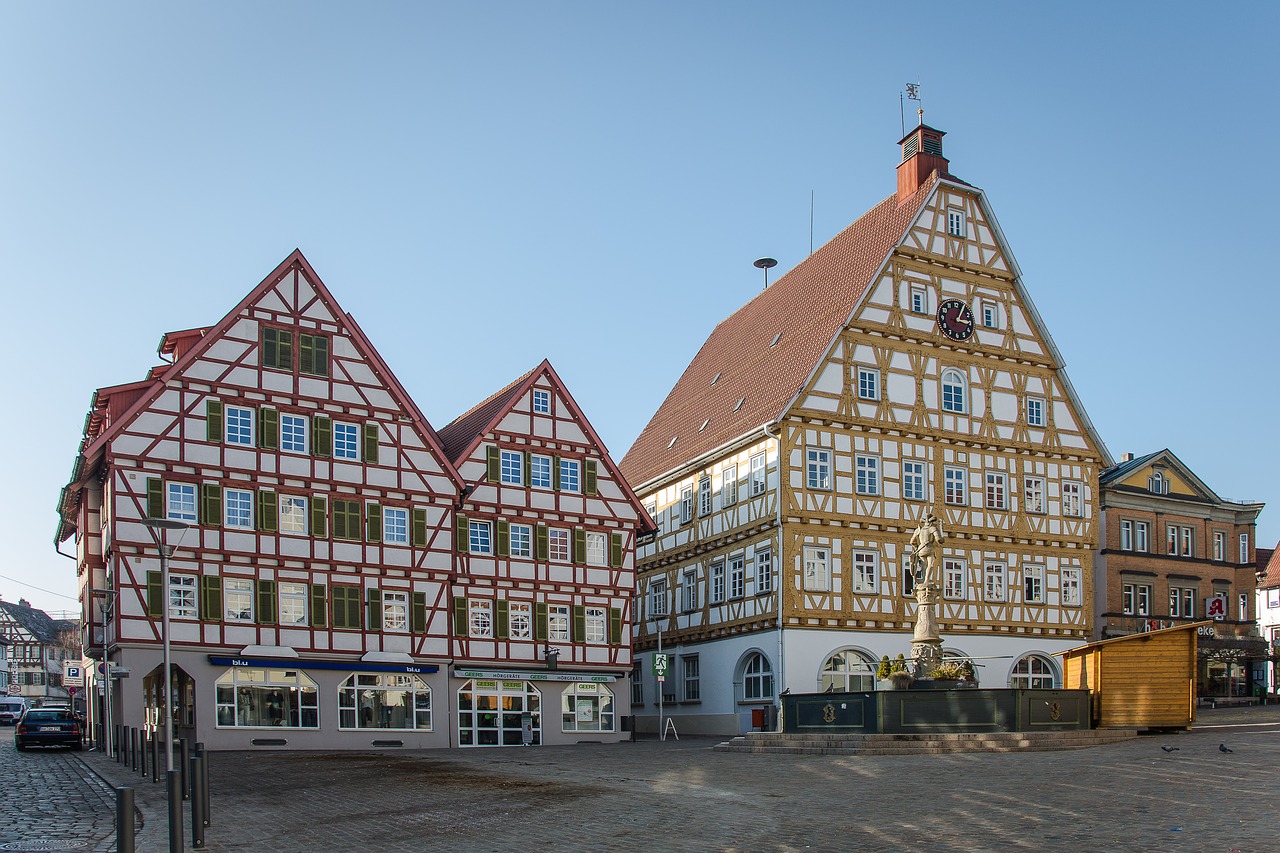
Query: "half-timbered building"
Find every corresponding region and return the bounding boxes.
[437,360,647,745]
[57,250,463,750]
[620,122,1111,734]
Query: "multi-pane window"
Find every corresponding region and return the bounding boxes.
[903,460,926,501]
[941,369,966,413]
[1170,587,1196,618]
[984,563,1006,602]
[902,555,916,597]
[584,607,607,644]
[729,555,746,599]
[944,467,967,505]
[710,560,726,603]
[1148,472,1169,494]
[226,405,254,445]
[1024,477,1045,513]
[167,482,197,523]
[383,508,408,544]
[224,489,253,529]
[803,546,831,592]
[280,496,308,534]
[755,547,773,594]
[631,661,644,706]
[334,422,359,460]
[722,464,738,506]
[532,389,551,413]
[910,284,928,314]
[743,653,774,701]
[338,673,430,731]
[1134,521,1149,552]
[548,528,570,562]
[500,450,523,485]
[857,367,879,401]
[529,454,553,489]
[1023,565,1044,604]
[981,299,998,328]
[1165,525,1193,557]
[852,551,877,594]
[469,520,493,554]
[679,486,694,524]
[281,414,308,454]
[510,524,532,558]
[985,472,1007,510]
[946,207,966,237]
[1121,520,1134,551]
[380,591,408,631]
[559,459,581,493]
[548,605,571,641]
[225,578,254,621]
[1122,583,1152,616]
[1239,594,1249,621]
[698,475,712,516]
[682,569,698,613]
[469,599,493,638]
[1062,481,1083,517]
[1213,531,1225,561]
[1061,568,1082,607]
[649,578,668,617]
[750,453,767,496]
[943,559,966,600]
[1010,655,1056,690]
[1240,533,1250,564]
[1026,396,1045,427]
[585,532,608,566]
[169,574,197,619]
[681,655,700,702]
[807,448,832,490]
[508,602,532,639]
[855,455,879,495]
[279,582,309,626]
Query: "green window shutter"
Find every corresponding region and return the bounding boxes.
[486,446,500,483]
[523,451,532,484]
[609,607,623,645]
[367,588,383,632]
[362,422,379,464]
[146,478,164,520]
[453,596,467,636]
[573,529,587,564]
[584,460,598,496]
[257,579,277,625]
[456,514,469,553]
[311,495,328,538]
[313,335,329,376]
[610,533,624,569]
[206,400,223,443]
[310,584,327,628]
[258,490,278,532]
[200,576,222,622]
[332,500,348,540]
[366,503,382,542]
[535,602,548,641]
[332,586,360,630]
[299,334,329,377]
[535,524,549,560]
[258,407,278,450]
[312,415,332,457]
[146,570,163,617]
[552,455,562,490]
[496,520,509,557]
[572,605,586,643]
[411,592,427,633]
[200,483,221,527]
[411,508,428,548]
[263,327,279,369]
[348,587,363,629]
[496,599,509,639]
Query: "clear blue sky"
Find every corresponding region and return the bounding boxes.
[3,3,1276,615]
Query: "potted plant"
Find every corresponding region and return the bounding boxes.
[928,661,968,688]
[875,655,894,690]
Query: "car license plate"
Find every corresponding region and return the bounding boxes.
[39,726,59,731]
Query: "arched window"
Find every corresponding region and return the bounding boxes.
[1010,654,1058,689]
[742,653,774,701]
[820,649,877,692]
[941,369,967,413]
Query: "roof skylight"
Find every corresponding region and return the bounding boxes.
[734,397,745,412]
[770,332,782,348]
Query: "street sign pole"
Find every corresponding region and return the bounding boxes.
[656,629,663,742]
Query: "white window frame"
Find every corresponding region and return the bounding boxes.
[559,459,581,493]
[681,569,698,613]
[1061,568,1082,607]
[943,559,966,600]
[166,482,197,523]
[855,454,880,496]
[529,454,553,489]
[1026,396,1045,427]
[224,488,253,529]
[803,546,831,592]
[1240,533,1250,564]
[333,422,359,460]
[224,578,254,622]
[946,207,966,238]
[649,579,668,617]
[225,405,254,446]
[1024,476,1045,514]
[681,655,700,702]
[698,474,712,516]
[500,450,523,485]
[902,459,926,502]
[710,560,726,604]
[509,523,533,558]
[679,486,694,524]
[985,471,1007,510]
[941,368,967,414]
[1120,519,1134,551]
[379,590,407,632]
[1213,531,1225,561]
[280,413,308,454]
[1134,521,1149,552]
[383,507,408,544]
[807,448,833,491]
[1062,481,1083,517]
[721,464,738,506]
[168,574,197,619]
[469,520,493,555]
[584,607,607,644]
[279,495,308,535]
[755,546,773,595]
[1123,582,1152,616]
[856,367,879,401]
[508,602,532,639]
[749,453,767,497]
[585,532,608,566]
[548,528,570,562]
[1023,565,1044,604]
[851,551,878,594]
[910,284,928,314]
[729,555,745,600]
[532,389,551,414]
[944,466,967,506]
[468,599,493,638]
[984,562,1006,602]
[279,581,309,626]
[981,299,998,329]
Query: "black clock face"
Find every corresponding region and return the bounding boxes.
[937,299,975,341]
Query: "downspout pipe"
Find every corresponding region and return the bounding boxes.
[763,422,785,728]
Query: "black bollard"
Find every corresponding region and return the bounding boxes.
[140,733,148,778]
[116,786,135,853]
[190,753,205,848]
[151,735,160,783]
[166,769,184,853]
[195,743,211,827]
[179,738,191,800]
[130,727,138,772]
[114,724,122,762]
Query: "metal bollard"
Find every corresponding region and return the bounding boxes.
[166,769,185,853]
[190,754,206,848]
[179,738,191,800]
[131,728,138,772]
[114,725,122,762]
[151,736,160,783]
[140,733,149,778]
[116,786,135,853]
[195,743,211,827]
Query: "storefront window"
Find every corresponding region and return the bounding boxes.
[338,673,431,730]
[561,683,614,732]
[215,668,319,728]
[457,680,541,747]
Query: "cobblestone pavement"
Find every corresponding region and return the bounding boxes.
[61,706,1280,852]
[0,727,117,853]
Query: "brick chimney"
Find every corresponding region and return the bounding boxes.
[897,122,949,202]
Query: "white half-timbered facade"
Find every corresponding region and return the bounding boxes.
[621,123,1111,735]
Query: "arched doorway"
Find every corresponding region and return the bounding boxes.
[142,664,197,743]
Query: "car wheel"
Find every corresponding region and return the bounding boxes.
[71,742,82,751]
[15,743,25,751]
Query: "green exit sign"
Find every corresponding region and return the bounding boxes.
[652,653,669,676]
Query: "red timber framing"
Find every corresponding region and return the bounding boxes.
[437,360,650,676]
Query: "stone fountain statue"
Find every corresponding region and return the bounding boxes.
[907,513,945,677]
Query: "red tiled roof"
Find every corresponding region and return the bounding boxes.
[436,366,538,464]
[1258,545,1280,589]
[620,174,940,486]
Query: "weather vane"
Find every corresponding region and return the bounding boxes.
[900,82,922,136]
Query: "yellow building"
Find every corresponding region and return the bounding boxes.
[621,123,1110,735]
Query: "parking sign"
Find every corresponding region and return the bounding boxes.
[63,662,84,688]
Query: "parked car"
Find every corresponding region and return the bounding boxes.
[0,697,29,726]
[14,709,82,750]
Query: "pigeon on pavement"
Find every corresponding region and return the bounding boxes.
[1161,746,1179,752]
[1219,743,1234,753]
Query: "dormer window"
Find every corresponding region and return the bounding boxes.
[1148,472,1169,495]
[770,333,782,348]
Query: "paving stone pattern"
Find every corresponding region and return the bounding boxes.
[0,729,117,853]
[44,707,1280,851]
